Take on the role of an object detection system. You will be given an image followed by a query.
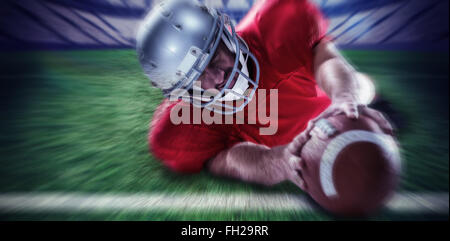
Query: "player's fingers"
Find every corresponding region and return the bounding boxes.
[287,133,309,155]
[342,102,359,119]
[362,108,394,135]
[303,120,316,137]
[363,108,394,135]
[305,108,339,136]
[311,107,339,124]
[288,155,304,170]
[289,171,307,191]
[288,107,342,155]
[287,115,327,155]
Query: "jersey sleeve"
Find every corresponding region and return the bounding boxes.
[251,0,329,74]
[149,100,231,173]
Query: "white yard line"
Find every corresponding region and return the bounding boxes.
[0,192,447,214]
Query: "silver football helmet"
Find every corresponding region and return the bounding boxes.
[136,0,260,114]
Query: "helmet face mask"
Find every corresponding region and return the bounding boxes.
[136,0,260,115]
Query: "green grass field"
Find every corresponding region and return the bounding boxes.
[0,49,448,220]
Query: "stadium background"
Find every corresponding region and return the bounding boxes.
[0,0,448,220]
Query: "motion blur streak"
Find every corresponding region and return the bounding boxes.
[0,192,448,214]
[0,0,448,50]
[0,0,448,221]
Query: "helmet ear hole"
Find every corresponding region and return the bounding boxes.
[173,24,183,31]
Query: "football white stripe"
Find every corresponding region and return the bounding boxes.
[320,130,402,197]
[0,192,447,214]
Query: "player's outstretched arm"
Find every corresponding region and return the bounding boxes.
[206,135,309,190]
[314,40,367,110]
[312,40,393,134]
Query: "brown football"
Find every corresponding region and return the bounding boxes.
[300,114,402,217]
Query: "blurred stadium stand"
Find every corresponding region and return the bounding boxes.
[0,0,448,50]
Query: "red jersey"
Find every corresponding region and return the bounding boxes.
[150,0,332,173]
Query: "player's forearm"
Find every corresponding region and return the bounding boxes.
[314,41,363,103]
[316,56,362,102]
[206,142,287,186]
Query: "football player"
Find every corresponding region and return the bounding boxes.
[136,0,394,190]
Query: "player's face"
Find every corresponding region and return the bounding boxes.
[199,41,239,91]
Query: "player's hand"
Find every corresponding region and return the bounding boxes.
[278,132,310,191]
[302,95,394,139]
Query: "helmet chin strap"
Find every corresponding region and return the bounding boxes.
[217,34,250,102]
